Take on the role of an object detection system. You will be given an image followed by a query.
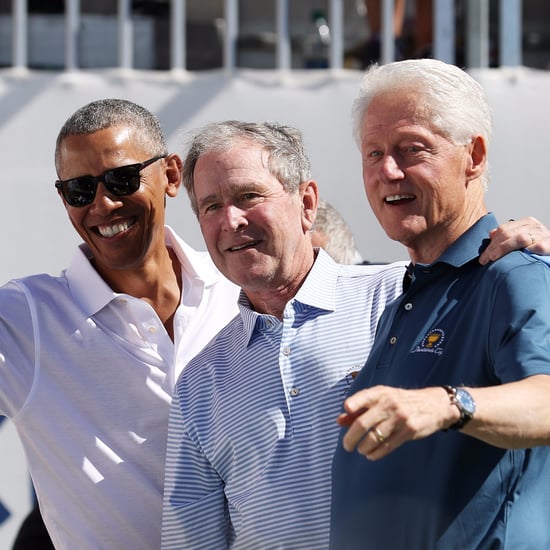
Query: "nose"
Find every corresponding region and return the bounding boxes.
[89,182,123,213]
[222,204,247,231]
[380,154,405,182]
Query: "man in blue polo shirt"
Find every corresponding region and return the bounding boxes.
[330,59,550,550]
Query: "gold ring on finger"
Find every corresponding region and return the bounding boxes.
[373,427,385,444]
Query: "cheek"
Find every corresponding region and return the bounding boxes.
[67,209,85,230]
[362,164,376,192]
[199,219,218,246]
[363,177,378,207]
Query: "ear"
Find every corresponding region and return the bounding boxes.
[300,179,319,233]
[465,135,487,182]
[164,154,183,197]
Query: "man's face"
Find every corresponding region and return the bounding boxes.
[56,125,176,275]
[360,90,481,260]
[193,140,316,299]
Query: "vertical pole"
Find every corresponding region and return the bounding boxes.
[433,0,455,64]
[224,0,238,73]
[276,0,290,70]
[171,0,186,71]
[380,0,395,64]
[499,0,522,67]
[65,0,80,71]
[118,0,133,70]
[329,0,343,69]
[12,0,28,70]
[466,0,489,68]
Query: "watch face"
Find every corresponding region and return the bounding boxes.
[456,388,476,416]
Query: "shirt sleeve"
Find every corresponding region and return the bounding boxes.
[524,252,550,267]
[161,386,231,549]
[0,282,36,417]
[490,258,550,382]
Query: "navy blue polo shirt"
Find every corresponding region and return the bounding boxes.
[330,213,550,550]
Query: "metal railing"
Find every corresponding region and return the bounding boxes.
[7,0,523,73]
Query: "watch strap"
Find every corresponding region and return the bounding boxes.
[442,385,472,430]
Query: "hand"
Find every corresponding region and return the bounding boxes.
[337,386,458,460]
[479,216,550,265]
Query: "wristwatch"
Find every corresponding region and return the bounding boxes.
[442,385,476,430]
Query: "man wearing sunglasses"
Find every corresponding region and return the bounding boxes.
[0,98,239,549]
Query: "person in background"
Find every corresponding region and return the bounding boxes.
[347,0,433,68]
[161,119,550,549]
[310,199,365,264]
[0,98,239,549]
[330,58,550,549]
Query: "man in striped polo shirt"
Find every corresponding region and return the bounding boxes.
[161,120,550,549]
[161,120,405,549]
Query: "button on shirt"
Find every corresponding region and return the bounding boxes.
[0,226,240,550]
[331,214,550,550]
[162,250,406,549]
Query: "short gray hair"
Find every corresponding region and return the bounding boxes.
[181,120,312,215]
[313,200,364,264]
[55,98,167,170]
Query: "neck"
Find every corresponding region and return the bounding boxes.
[97,247,182,341]
[246,256,315,320]
[409,199,488,265]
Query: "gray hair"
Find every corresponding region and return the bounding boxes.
[352,59,492,188]
[55,98,167,170]
[313,199,364,265]
[182,120,312,215]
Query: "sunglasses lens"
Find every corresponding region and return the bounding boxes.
[57,158,159,207]
[104,166,141,196]
[63,177,96,207]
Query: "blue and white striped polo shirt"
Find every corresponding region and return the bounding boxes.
[162,250,405,549]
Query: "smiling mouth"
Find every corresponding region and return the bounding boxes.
[385,194,415,204]
[228,240,260,252]
[97,219,135,238]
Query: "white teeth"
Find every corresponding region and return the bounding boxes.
[386,194,414,202]
[98,221,131,238]
[230,243,251,251]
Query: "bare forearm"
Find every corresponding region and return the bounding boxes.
[460,375,550,448]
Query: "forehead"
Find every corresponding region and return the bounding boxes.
[204,139,267,167]
[57,126,143,177]
[362,91,433,138]
[58,126,141,159]
[194,142,276,187]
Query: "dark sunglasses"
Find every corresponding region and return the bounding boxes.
[55,155,166,207]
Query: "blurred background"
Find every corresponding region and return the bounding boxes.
[1,0,549,546]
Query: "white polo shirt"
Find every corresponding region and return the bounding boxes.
[0,226,239,550]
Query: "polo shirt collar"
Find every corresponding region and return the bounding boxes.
[238,248,339,344]
[65,225,221,317]
[405,213,497,291]
[436,212,497,268]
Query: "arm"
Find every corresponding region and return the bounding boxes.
[162,390,230,550]
[339,258,550,461]
[479,216,550,264]
[337,375,550,461]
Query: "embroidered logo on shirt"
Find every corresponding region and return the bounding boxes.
[413,329,445,356]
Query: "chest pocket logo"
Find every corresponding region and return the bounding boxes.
[413,328,445,356]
